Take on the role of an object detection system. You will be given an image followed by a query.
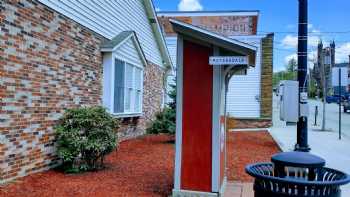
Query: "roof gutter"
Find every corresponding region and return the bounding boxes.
[143,0,174,72]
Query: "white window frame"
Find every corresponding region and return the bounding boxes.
[111,56,144,117]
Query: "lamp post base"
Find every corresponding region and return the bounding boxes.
[294,144,311,152]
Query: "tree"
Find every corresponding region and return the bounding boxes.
[287,58,298,73]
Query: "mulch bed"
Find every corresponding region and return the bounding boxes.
[0,131,279,196]
[227,131,281,182]
[0,134,175,197]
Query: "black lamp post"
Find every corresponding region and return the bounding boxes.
[295,0,310,152]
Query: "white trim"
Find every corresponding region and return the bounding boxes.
[211,46,221,192]
[219,177,227,195]
[100,34,133,52]
[111,58,144,116]
[115,54,144,69]
[143,0,173,69]
[110,53,116,113]
[101,33,148,68]
[174,35,184,190]
[157,11,259,17]
[169,19,257,51]
[230,35,268,39]
[172,189,218,197]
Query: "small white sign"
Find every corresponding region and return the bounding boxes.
[209,56,248,65]
[332,67,348,86]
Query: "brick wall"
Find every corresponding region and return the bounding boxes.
[260,34,274,119]
[227,117,272,130]
[0,0,164,182]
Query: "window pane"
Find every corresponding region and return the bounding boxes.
[114,59,124,113]
[125,63,133,88]
[125,88,132,111]
[135,68,142,90]
[135,90,141,112]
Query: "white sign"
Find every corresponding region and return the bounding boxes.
[332,67,348,86]
[209,56,248,65]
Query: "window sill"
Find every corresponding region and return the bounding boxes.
[112,113,143,118]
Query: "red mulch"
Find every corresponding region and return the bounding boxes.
[227,131,281,182]
[0,135,175,197]
[0,131,279,197]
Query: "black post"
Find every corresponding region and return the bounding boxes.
[295,0,310,152]
[339,68,342,140]
[314,106,318,126]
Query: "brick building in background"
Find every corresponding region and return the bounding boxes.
[157,11,274,129]
[0,0,172,183]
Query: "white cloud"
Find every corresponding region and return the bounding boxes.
[281,35,298,49]
[178,0,203,11]
[155,7,161,12]
[281,34,320,49]
[281,25,322,49]
[285,53,297,64]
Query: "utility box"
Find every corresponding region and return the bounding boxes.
[279,80,299,123]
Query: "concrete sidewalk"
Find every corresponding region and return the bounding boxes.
[270,96,350,195]
[224,182,253,197]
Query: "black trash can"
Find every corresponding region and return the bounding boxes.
[246,162,350,197]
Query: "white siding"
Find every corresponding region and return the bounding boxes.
[165,37,178,66]
[226,36,262,118]
[115,38,143,66]
[164,37,177,104]
[38,0,163,66]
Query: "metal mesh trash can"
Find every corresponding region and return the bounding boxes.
[246,162,350,197]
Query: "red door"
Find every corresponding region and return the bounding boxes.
[181,40,213,192]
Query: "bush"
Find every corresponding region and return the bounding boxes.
[147,80,176,135]
[147,107,176,135]
[55,106,119,173]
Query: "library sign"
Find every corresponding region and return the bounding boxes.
[209,56,248,65]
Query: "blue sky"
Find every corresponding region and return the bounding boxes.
[154,0,350,72]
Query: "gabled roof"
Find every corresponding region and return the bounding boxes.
[101,31,147,67]
[169,19,257,66]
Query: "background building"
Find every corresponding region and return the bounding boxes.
[312,41,350,96]
[157,11,274,129]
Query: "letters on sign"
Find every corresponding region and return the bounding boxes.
[209,56,248,65]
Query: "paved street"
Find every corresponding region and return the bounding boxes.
[308,99,350,137]
[270,95,350,195]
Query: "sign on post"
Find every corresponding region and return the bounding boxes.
[209,56,248,65]
[332,67,348,86]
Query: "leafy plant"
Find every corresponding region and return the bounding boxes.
[147,80,176,135]
[55,106,119,172]
[147,107,176,134]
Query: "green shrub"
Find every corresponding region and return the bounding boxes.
[147,107,176,135]
[147,81,176,135]
[55,106,119,172]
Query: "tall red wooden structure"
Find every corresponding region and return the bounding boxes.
[170,19,257,196]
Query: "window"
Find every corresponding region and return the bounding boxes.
[113,58,143,115]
